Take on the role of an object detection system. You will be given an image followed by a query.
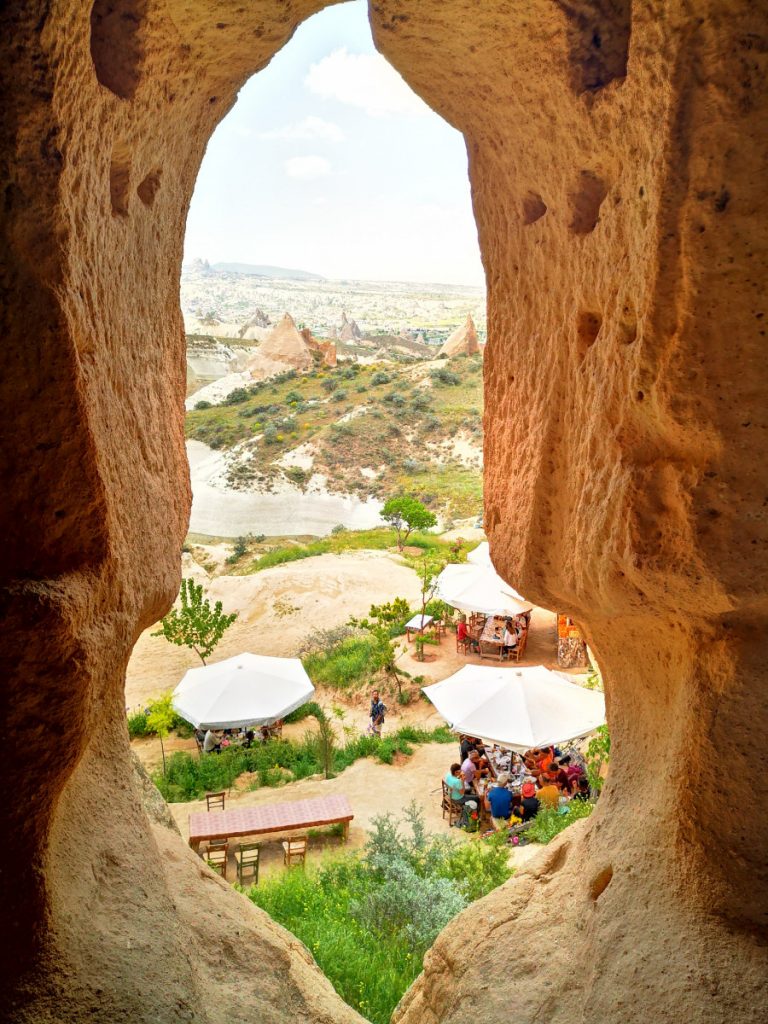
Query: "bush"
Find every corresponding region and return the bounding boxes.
[225,535,250,564]
[263,425,278,444]
[332,389,348,402]
[249,805,512,1024]
[430,367,460,386]
[222,387,252,405]
[370,370,391,386]
[127,711,149,738]
[194,399,212,410]
[384,391,407,407]
[321,377,339,392]
[331,523,347,534]
[526,798,594,844]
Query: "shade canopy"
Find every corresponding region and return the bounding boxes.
[436,562,532,616]
[467,541,492,567]
[422,664,605,751]
[172,652,315,730]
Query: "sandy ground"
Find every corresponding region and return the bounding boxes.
[168,741,543,881]
[187,439,384,537]
[125,549,424,709]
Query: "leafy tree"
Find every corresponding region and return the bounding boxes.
[146,692,176,777]
[585,724,611,793]
[413,556,444,662]
[381,496,437,551]
[152,578,237,665]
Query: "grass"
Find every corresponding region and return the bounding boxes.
[235,527,467,575]
[248,807,511,1024]
[185,356,484,519]
[526,799,594,843]
[152,725,454,802]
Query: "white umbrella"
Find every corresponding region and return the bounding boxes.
[467,541,492,567]
[436,562,532,616]
[172,652,315,730]
[422,664,605,751]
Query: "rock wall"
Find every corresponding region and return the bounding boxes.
[371,1,768,1021]
[1,1,766,1022]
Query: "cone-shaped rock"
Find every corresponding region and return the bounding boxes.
[438,314,480,357]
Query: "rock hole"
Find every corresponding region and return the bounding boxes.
[110,141,131,216]
[522,192,547,225]
[576,311,601,359]
[137,169,161,207]
[569,171,608,234]
[619,301,637,344]
[636,390,644,401]
[90,0,148,100]
[590,865,614,901]
[556,0,632,94]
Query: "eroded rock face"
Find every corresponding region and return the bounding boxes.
[1,1,766,1022]
[371,1,768,1021]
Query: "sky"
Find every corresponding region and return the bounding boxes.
[183,1,484,287]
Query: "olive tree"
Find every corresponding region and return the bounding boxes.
[381,496,437,551]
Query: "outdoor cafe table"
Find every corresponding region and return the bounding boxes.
[188,794,354,852]
[404,613,433,642]
[479,616,507,661]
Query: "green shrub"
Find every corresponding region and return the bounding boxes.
[249,805,512,1024]
[371,370,391,386]
[127,711,149,738]
[429,367,460,386]
[194,400,212,410]
[222,387,252,405]
[526,798,594,844]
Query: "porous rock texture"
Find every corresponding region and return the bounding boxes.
[1,1,767,1023]
[372,1,768,1022]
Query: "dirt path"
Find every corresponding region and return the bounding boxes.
[126,549,423,709]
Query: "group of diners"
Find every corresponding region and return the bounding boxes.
[444,734,591,832]
[195,721,284,754]
[456,611,530,659]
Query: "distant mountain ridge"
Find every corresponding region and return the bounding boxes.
[211,262,324,281]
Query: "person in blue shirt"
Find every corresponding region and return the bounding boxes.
[484,773,513,829]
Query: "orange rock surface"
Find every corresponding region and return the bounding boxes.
[1,1,766,1022]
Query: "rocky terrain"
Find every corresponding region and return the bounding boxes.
[181,258,487,346]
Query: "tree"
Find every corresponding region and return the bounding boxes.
[146,693,176,777]
[152,578,237,665]
[381,496,437,551]
[414,556,444,662]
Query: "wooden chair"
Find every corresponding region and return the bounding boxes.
[206,791,226,812]
[281,835,308,867]
[236,842,261,886]
[511,630,528,662]
[441,781,463,825]
[205,840,228,879]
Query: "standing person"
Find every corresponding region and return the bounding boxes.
[369,689,387,736]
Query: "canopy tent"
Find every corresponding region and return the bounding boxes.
[421,664,605,751]
[467,541,492,568]
[436,562,532,616]
[172,652,315,730]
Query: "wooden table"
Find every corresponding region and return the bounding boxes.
[188,794,354,852]
[479,615,507,660]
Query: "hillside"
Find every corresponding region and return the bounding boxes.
[185,355,483,520]
[211,262,324,281]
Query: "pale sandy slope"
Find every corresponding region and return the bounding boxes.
[187,439,384,538]
[125,549,424,709]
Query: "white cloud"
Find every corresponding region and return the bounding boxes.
[284,155,332,180]
[260,116,345,142]
[305,48,430,119]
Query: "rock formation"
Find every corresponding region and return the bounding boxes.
[438,314,480,357]
[246,312,314,378]
[1,2,767,1023]
[301,327,337,367]
[238,308,272,340]
[338,310,362,341]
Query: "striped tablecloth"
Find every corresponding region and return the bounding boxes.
[188,794,354,848]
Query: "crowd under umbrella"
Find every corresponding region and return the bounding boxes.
[436,562,532,617]
[421,664,605,752]
[172,652,315,731]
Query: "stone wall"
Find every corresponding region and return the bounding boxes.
[0,1,766,1022]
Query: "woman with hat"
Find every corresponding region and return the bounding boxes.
[520,781,541,821]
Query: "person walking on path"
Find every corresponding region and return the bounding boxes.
[368,689,387,736]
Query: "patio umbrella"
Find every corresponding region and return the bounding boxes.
[172,652,315,730]
[421,664,605,751]
[467,541,492,567]
[436,562,532,616]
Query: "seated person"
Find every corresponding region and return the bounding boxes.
[445,763,468,803]
[461,749,481,791]
[243,729,255,748]
[520,781,540,820]
[459,734,477,762]
[476,754,492,778]
[484,773,513,828]
[502,621,518,654]
[457,618,469,644]
[536,778,561,808]
[540,760,572,792]
[572,776,592,802]
[259,725,271,743]
[509,791,524,821]
[202,729,220,754]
